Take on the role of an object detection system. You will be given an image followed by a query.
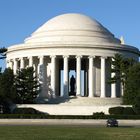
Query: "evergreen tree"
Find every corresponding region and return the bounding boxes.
[0,68,16,113]
[0,47,7,72]
[134,94,140,114]
[15,67,40,104]
[123,63,140,105]
[110,54,124,83]
[110,54,136,94]
[0,47,7,59]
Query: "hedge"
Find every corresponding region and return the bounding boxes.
[0,114,140,119]
[123,107,136,115]
[109,107,124,115]
[12,107,44,114]
[0,114,48,119]
[0,107,139,119]
[109,106,136,115]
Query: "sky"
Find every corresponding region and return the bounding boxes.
[0,0,140,69]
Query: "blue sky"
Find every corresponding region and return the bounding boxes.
[0,0,140,68]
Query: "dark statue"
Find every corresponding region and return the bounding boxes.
[70,75,76,93]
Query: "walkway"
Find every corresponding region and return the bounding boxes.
[0,119,140,127]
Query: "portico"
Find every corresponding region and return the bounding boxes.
[7,55,120,98]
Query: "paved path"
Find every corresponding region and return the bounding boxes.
[0,119,140,127]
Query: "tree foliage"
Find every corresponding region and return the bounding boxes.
[0,47,7,73]
[15,67,40,104]
[134,95,140,114]
[0,67,40,113]
[109,53,136,98]
[110,54,124,83]
[110,54,136,85]
[109,53,140,107]
[0,47,7,59]
[123,63,140,105]
[0,68,16,113]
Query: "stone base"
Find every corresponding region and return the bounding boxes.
[17,96,131,115]
[17,104,131,115]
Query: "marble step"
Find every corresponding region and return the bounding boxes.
[45,96,122,105]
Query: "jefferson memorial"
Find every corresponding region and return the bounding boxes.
[6,13,139,115]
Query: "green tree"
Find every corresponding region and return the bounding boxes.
[0,47,7,59]
[110,54,136,94]
[0,47,7,73]
[15,67,40,104]
[110,54,124,83]
[123,63,140,105]
[134,94,140,114]
[0,68,16,113]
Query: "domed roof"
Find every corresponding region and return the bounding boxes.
[24,13,121,45]
[33,13,110,33]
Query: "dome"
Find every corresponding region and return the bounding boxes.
[24,13,121,45]
[33,13,110,33]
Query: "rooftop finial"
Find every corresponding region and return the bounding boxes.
[120,36,125,44]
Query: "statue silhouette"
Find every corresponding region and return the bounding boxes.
[70,75,76,93]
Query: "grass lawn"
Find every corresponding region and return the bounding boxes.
[0,125,139,140]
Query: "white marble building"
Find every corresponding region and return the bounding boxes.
[6,14,139,114]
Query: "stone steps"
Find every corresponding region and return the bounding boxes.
[46,96,122,106]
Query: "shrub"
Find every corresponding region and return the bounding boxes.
[123,107,135,115]
[133,95,140,115]
[93,112,105,115]
[92,112,105,119]
[0,114,140,119]
[109,107,124,115]
[12,107,44,114]
[0,114,47,119]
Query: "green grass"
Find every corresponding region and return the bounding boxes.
[0,125,139,140]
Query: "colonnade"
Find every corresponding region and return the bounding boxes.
[6,55,118,98]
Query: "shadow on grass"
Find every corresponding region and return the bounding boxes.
[118,126,134,128]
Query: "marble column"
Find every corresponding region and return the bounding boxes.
[63,55,69,97]
[13,58,18,74]
[76,56,82,96]
[6,60,9,68]
[121,82,124,97]
[51,56,56,97]
[100,57,106,98]
[20,57,24,69]
[111,58,116,98]
[9,60,13,69]
[38,56,44,79]
[29,56,33,67]
[88,56,94,97]
[38,56,46,97]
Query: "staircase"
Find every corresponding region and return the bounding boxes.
[19,96,126,115]
[46,96,122,106]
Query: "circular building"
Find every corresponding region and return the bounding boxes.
[6,13,139,114]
